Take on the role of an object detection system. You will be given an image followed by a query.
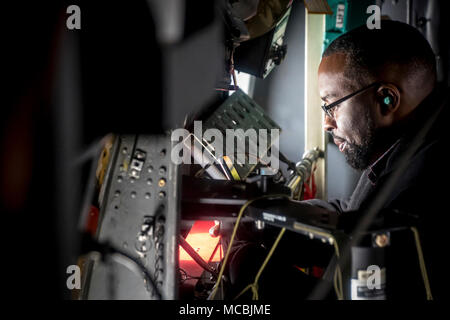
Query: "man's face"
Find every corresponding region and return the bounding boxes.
[318,53,378,170]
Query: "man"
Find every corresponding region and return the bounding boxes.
[307,20,448,299]
[227,20,448,300]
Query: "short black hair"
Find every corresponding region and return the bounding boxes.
[323,20,437,86]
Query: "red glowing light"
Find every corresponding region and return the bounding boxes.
[179,221,222,262]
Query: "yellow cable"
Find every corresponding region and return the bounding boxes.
[208,194,289,300]
[234,227,286,300]
[410,227,433,300]
[208,192,344,300]
[233,221,344,300]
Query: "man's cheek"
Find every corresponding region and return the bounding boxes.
[337,117,356,142]
[348,117,368,145]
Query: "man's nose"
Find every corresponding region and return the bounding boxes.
[324,114,337,132]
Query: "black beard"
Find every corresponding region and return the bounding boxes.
[343,121,400,170]
[343,141,374,170]
[343,108,376,170]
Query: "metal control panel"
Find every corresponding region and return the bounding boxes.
[84,134,180,299]
[234,7,292,78]
[200,89,281,180]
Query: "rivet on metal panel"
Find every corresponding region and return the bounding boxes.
[135,150,146,160]
[374,233,390,247]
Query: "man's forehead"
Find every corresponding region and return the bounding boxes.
[318,53,349,74]
[318,53,355,98]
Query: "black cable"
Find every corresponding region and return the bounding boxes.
[179,235,218,277]
[179,268,188,282]
[279,151,297,172]
[81,233,163,300]
[110,248,163,300]
[179,268,203,283]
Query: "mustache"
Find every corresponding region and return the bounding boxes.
[329,132,346,142]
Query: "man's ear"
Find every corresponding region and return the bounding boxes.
[376,84,401,116]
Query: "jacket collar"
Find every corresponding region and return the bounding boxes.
[365,85,447,184]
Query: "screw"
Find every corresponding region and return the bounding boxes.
[136,151,145,159]
[375,234,389,247]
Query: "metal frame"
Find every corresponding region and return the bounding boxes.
[82,134,180,299]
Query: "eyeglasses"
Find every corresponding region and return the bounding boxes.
[321,82,380,119]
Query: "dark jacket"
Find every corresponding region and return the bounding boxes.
[306,85,449,299]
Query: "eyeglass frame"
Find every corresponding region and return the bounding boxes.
[321,82,380,119]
